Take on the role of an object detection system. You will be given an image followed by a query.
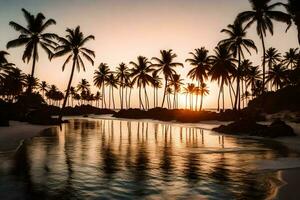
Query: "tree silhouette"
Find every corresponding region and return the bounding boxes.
[7,8,57,93]
[151,50,183,108]
[52,26,95,120]
[94,63,111,109]
[237,0,291,89]
[116,62,130,109]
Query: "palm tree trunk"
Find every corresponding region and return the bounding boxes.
[59,57,76,121]
[102,85,106,109]
[261,33,266,91]
[112,87,115,109]
[185,94,188,109]
[125,87,128,109]
[28,43,38,94]
[129,88,132,108]
[234,51,241,110]
[139,86,144,110]
[222,85,225,111]
[161,78,167,108]
[153,87,156,108]
[200,94,204,111]
[217,84,222,111]
[173,90,176,109]
[228,83,234,109]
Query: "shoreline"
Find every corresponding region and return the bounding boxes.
[0,121,53,152]
[1,117,300,199]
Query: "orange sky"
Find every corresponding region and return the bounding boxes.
[0,0,298,109]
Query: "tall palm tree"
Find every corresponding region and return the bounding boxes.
[168,74,184,109]
[265,47,281,70]
[38,81,48,99]
[94,63,111,109]
[130,56,154,110]
[198,82,209,111]
[237,0,291,89]
[7,8,57,93]
[151,50,183,108]
[266,63,288,90]
[106,74,118,109]
[285,0,300,44]
[209,45,236,111]
[186,47,211,110]
[282,48,299,69]
[52,26,95,121]
[116,62,130,109]
[219,20,257,110]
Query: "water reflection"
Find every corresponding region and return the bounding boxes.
[0,119,298,200]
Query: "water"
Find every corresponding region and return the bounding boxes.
[0,118,298,200]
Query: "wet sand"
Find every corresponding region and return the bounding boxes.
[0,121,52,152]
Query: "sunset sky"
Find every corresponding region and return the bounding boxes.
[0,0,298,108]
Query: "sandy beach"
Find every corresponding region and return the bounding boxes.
[0,121,53,152]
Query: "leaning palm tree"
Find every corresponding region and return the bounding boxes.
[116,62,130,109]
[7,8,57,93]
[52,26,95,121]
[237,0,291,89]
[186,47,211,110]
[266,64,288,90]
[130,56,154,110]
[282,48,299,69]
[93,63,111,109]
[209,45,236,111]
[219,20,257,110]
[151,50,183,108]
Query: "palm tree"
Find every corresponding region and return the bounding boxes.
[246,66,261,98]
[151,71,162,108]
[282,48,299,69]
[266,64,288,90]
[116,62,130,109]
[94,63,111,109]
[237,0,291,89]
[38,81,48,99]
[219,20,257,110]
[285,0,300,44]
[168,74,184,109]
[166,87,173,109]
[198,82,209,111]
[186,47,211,110]
[186,83,196,110]
[52,26,95,121]
[7,8,57,93]
[77,79,90,93]
[265,47,281,70]
[151,50,183,108]
[130,56,154,110]
[106,74,118,109]
[69,86,76,107]
[209,45,236,111]
[24,74,39,92]
[0,51,15,79]
[1,67,25,100]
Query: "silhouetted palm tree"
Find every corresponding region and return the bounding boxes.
[186,47,211,110]
[106,74,118,109]
[130,56,154,110]
[69,86,76,107]
[209,45,236,111]
[237,0,291,89]
[38,81,48,99]
[152,71,162,108]
[24,74,39,92]
[282,48,299,69]
[168,74,184,109]
[94,63,110,109]
[246,66,261,98]
[77,78,90,93]
[0,51,15,80]
[219,21,257,110]
[266,63,288,90]
[52,26,95,120]
[186,83,196,110]
[151,50,183,108]
[265,47,281,69]
[7,8,57,93]
[1,67,25,100]
[285,0,300,44]
[116,62,130,109]
[198,82,209,111]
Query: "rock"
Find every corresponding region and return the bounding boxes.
[212,118,296,138]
